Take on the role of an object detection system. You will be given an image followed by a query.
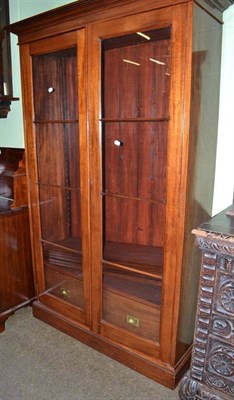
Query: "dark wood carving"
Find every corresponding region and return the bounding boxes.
[179,209,234,400]
[0,148,34,332]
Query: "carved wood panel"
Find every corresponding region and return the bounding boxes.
[179,233,234,400]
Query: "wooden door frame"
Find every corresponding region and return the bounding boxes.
[88,2,193,364]
[20,30,91,326]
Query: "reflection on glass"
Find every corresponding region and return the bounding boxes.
[136,32,151,41]
[39,186,82,252]
[149,58,166,65]
[42,242,82,277]
[123,59,140,66]
[44,265,84,309]
[102,28,171,119]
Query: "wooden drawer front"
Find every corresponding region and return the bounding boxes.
[44,267,84,309]
[103,290,160,342]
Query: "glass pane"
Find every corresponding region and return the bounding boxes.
[103,196,165,275]
[32,42,84,310]
[103,122,167,202]
[45,265,84,309]
[32,48,77,121]
[102,28,171,119]
[103,265,161,341]
[39,186,82,252]
[36,123,80,189]
[42,242,82,277]
[101,28,170,341]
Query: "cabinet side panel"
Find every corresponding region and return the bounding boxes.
[176,4,222,360]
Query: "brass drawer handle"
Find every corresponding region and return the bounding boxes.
[60,288,71,298]
[127,315,139,327]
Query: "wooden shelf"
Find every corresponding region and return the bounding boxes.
[42,237,82,253]
[34,120,78,124]
[44,261,83,279]
[102,191,166,205]
[103,241,163,275]
[103,268,162,307]
[38,183,81,191]
[100,117,169,122]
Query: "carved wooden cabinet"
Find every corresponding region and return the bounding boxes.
[7,0,233,388]
[179,208,234,399]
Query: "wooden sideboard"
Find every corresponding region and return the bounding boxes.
[0,148,34,332]
[179,207,234,399]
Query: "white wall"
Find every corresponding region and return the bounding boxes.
[212,5,234,215]
[0,1,233,214]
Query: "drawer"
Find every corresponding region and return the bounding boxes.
[44,266,84,309]
[103,289,160,342]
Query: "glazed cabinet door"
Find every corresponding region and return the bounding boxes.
[89,4,191,362]
[21,30,90,326]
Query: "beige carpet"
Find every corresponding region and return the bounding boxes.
[0,307,180,400]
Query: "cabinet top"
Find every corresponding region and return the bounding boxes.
[6,0,234,43]
[193,207,234,252]
[198,0,234,12]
